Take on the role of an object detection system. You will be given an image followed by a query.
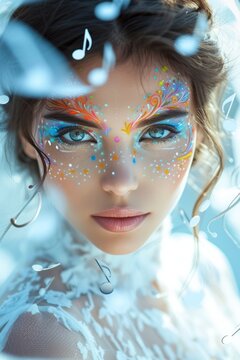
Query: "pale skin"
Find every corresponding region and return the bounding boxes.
[21,57,202,256]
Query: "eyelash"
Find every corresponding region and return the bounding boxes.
[139,124,181,143]
[53,126,97,145]
[48,123,181,146]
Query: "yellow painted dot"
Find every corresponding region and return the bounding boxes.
[132,149,137,156]
[83,168,89,175]
[59,172,64,178]
[164,169,170,175]
[172,96,178,103]
[99,163,105,170]
[158,80,164,87]
[68,169,76,175]
[156,165,161,171]
[161,66,168,72]
[113,154,119,161]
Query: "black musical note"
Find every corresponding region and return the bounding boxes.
[95,258,114,294]
[72,28,92,61]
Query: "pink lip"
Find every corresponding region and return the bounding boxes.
[91,208,150,233]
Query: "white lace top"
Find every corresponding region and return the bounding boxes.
[0,219,240,360]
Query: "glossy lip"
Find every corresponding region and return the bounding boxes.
[91,208,150,233]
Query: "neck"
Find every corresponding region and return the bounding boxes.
[33,216,172,300]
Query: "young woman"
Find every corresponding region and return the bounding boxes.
[0,0,240,359]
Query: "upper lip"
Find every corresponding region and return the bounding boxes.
[91,207,150,218]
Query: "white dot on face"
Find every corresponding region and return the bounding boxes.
[69,163,72,167]
[112,172,115,175]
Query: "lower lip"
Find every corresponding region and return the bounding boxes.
[92,214,149,233]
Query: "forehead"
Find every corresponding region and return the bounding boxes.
[74,58,191,108]
[40,57,192,124]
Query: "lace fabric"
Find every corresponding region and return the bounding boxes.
[0,218,240,359]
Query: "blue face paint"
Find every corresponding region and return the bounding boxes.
[38,120,102,152]
[35,75,194,185]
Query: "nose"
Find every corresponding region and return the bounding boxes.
[100,161,139,197]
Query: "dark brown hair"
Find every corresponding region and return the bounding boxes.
[1,0,227,294]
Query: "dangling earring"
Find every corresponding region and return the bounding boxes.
[0,184,42,242]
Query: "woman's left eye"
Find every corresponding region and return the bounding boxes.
[140,125,180,142]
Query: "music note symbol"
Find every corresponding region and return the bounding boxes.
[95,258,114,294]
[87,42,116,86]
[72,28,92,60]
[94,0,131,21]
[32,262,61,272]
[222,324,240,344]
[174,12,208,56]
[222,93,237,132]
[38,276,56,297]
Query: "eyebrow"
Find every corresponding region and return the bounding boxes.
[132,109,189,128]
[43,109,189,130]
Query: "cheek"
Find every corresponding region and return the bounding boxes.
[37,143,107,185]
[133,123,195,182]
[140,159,191,229]
[144,157,191,204]
[131,146,193,185]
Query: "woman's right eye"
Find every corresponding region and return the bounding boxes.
[50,126,97,146]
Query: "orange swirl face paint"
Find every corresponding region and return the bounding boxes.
[36,74,194,185]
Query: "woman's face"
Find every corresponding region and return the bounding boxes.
[27,58,198,255]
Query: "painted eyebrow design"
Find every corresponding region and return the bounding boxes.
[43,109,189,130]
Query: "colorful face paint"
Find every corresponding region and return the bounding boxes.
[36,75,194,184]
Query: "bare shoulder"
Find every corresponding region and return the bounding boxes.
[3,310,80,358]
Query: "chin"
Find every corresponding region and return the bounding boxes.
[91,237,145,255]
